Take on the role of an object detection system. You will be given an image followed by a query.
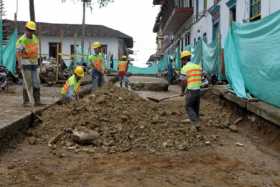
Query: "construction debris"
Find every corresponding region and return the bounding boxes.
[32,84,209,153]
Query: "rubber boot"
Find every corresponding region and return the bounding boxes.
[33,87,42,106]
[120,80,123,88]
[125,81,129,88]
[23,89,29,106]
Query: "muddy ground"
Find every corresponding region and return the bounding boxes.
[0,85,280,187]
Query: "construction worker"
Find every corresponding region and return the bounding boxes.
[167,56,174,84]
[16,21,41,106]
[88,42,105,91]
[61,66,84,101]
[118,55,129,88]
[182,50,202,130]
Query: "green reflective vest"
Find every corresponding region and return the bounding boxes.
[61,75,81,96]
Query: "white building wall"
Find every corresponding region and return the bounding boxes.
[262,0,280,17]
[190,0,280,48]
[40,36,120,59]
[161,0,280,56]
[236,0,248,23]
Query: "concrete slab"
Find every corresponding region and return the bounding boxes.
[223,92,247,108]
[0,86,60,138]
[129,76,169,92]
[247,102,280,126]
[0,84,92,141]
[212,85,280,127]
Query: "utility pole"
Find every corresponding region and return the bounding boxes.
[81,0,86,63]
[29,0,35,21]
[81,0,92,63]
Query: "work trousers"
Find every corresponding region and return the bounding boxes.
[185,89,200,122]
[92,70,104,91]
[22,65,41,103]
[118,71,129,88]
[22,65,40,89]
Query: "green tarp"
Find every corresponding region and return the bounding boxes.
[1,31,17,75]
[0,19,17,75]
[224,10,280,107]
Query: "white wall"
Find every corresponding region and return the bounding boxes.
[262,0,280,17]
[40,36,120,59]
[161,0,280,55]
[191,0,280,47]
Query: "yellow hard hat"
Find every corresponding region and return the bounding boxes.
[92,42,102,49]
[181,50,192,59]
[74,66,85,78]
[25,21,36,31]
[121,55,127,60]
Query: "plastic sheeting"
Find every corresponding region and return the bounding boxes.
[202,41,221,78]
[224,10,280,107]
[0,19,17,75]
[1,31,17,75]
[108,60,159,75]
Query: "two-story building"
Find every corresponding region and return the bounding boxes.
[153,0,280,60]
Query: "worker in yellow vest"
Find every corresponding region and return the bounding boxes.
[61,66,84,101]
[16,21,41,106]
[88,42,105,91]
[118,55,129,88]
[181,50,202,130]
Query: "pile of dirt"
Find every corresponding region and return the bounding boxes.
[31,84,209,153]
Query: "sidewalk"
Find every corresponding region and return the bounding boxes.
[0,86,60,138]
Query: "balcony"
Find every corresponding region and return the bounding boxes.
[162,7,193,34]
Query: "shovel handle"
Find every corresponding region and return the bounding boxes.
[21,69,35,109]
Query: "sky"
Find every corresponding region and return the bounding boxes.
[4,0,159,67]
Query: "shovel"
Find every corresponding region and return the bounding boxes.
[20,69,42,121]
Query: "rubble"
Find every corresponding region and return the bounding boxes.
[34,84,206,153]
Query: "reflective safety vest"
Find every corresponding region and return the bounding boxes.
[88,53,104,73]
[118,61,128,72]
[180,64,188,75]
[61,75,81,96]
[185,63,202,90]
[16,34,39,64]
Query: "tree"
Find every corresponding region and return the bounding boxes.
[29,0,35,21]
[62,0,114,62]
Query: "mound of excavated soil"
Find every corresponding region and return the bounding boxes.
[33,84,206,153]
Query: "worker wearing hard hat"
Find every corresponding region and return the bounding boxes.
[16,21,41,106]
[118,55,129,88]
[88,42,105,91]
[181,50,202,130]
[167,55,175,84]
[61,66,84,101]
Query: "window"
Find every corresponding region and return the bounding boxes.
[185,32,191,46]
[70,44,79,60]
[213,23,220,42]
[196,0,199,20]
[204,0,207,11]
[49,42,61,59]
[180,39,184,51]
[101,44,108,55]
[230,6,236,22]
[175,0,192,8]
[203,33,207,43]
[250,0,261,21]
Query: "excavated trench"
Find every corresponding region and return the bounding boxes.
[0,84,280,187]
